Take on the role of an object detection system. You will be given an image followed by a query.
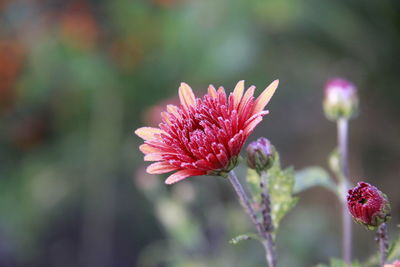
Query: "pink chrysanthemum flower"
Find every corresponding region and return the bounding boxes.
[135,80,279,184]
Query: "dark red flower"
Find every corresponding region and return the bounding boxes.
[347,182,390,229]
[135,80,279,184]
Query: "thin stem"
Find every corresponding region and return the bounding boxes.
[228,170,277,267]
[337,118,352,266]
[338,119,350,178]
[260,171,277,267]
[260,172,274,232]
[377,223,389,267]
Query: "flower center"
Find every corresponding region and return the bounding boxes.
[358,198,367,204]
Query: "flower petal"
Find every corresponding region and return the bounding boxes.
[238,85,255,115]
[165,169,205,184]
[244,116,263,135]
[208,85,218,98]
[161,111,173,125]
[217,86,226,95]
[135,127,165,140]
[233,80,244,108]
[243,111,269,128]
[147,162,179,174]
[144,153,164,161]
[253,80,279,114]
[139,144,162,154]
[166,104,180,118]
[179,82,196,108]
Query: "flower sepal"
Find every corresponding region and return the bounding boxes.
[209,157,239,178]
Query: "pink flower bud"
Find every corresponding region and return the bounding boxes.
[347,182,391,229]
[323,78,358,121]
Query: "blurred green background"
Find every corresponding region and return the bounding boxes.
[0,0,399,266]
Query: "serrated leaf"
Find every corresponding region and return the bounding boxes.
[294,167,337,194]
[229,233,260,245]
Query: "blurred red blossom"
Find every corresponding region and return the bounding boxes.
[59,1,99,51]
[9,110,51,151]
[142,95,180,127]
[110,37,144,71]
[0,39,25,112]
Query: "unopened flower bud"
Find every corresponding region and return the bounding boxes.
[246,137,276,171]
[347,182,391,230]
[323,78,358,121]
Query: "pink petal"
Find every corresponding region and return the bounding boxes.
[145,140,176,153]
[208,85,218,98]
[144,153,164,161]
[238,85,255,114]
[166,104,180,118]
[243,111,269,128]
[161,111,173,125]
[232,80,244,109]
[252,80,279,114]
[217,86,226,95]
[139,144,162,154]
[135,127,165,140]
[244,116,263,135]
[179,82,196,108]
[147,162,179,174]
[165,169,205,184]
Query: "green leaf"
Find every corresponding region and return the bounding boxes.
[388,231,400,260]
[246,168,262,203]
[294,167,337,194]
[229,233,260,245]
[246,152,297,232]
[268,164,298,231]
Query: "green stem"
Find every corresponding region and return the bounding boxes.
[377,223,389,267]
[337,118,352,266]
[260,171,277,267]
[228,170,277,267]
